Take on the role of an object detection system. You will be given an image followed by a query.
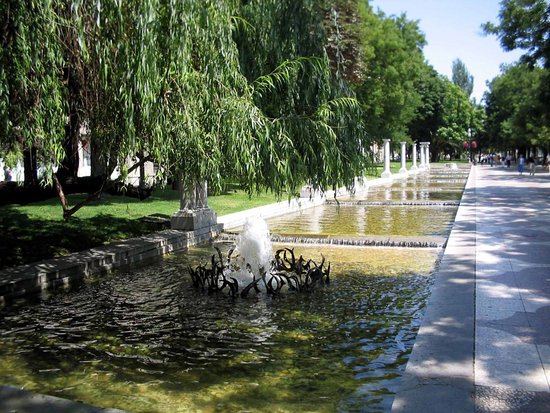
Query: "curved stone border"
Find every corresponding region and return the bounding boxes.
[0,226,221,306]
[391,165,476,412]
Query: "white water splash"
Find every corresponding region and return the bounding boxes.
[234,217,273,285]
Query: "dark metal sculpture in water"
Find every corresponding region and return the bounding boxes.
[187,247,330,297]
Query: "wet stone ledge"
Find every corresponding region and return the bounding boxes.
[0,226,222,306]
[218,232,447,249]
[324,200,460,207]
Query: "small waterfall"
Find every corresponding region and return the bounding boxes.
[269,235,445,248]
[218,233,445,249]
[325,200,459,207]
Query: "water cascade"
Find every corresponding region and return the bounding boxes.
[0,164,470,413]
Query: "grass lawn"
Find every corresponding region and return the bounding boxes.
[0,187,280,270]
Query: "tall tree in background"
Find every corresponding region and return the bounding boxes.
[452,58,474,98]
[353,4,426,143]
[484,63,549,152]
[409,63,476,161]
[483,0,550,121]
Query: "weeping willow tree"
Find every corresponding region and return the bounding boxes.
[1,0,372,218]
[235,0,372,193]
[0,0,67,184]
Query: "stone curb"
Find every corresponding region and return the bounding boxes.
[391,165,476,412]
[0,226,221,306]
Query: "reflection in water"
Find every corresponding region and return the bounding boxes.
[0,167,467,412]
[266,205,456,238]
[0,244,438,413]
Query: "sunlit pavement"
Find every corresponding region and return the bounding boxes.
[392,164,550,413]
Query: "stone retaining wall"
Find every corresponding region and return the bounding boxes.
[0,225,221,306]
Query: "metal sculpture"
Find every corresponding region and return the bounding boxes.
[188,247,330,297]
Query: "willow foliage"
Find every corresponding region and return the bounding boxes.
[1,0,372,205]
[236,0,372,193]
[0,0,66,173]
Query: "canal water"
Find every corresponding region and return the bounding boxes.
[0,164,469,413]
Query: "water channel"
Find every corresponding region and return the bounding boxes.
[0,164,469,413]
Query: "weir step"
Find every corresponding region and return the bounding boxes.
[217,233,446,249]
[324,200,460,207]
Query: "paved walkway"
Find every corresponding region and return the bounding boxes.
[392,165,550,412]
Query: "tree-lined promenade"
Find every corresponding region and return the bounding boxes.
[1,1,482,214]
[0,1,548,234]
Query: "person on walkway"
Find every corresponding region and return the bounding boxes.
[528,156,536,176]
[518,155,526,175]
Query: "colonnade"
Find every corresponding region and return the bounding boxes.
[380,140,430,179]
[170,140,431,230]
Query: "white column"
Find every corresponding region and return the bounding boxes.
[419,142,426,169]
[420,142,430,170]
[381,139,392,179]
[399,141,408,175]
[424,142,431,169]
[411,143,418,171]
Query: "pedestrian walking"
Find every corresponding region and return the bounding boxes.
[518,155,525,175]
[528,156,536,176]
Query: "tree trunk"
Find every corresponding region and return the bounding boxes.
[23,148,38,186]
[57,108,80,183]
[90,137,107,178]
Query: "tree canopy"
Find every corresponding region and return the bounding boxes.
[484,63,549,151]
[452,59,474,98]
[353,4,426,142]
[483,0,550,151]
[1,0,483,217]
[483,0,550,68]
[1,0,375,217]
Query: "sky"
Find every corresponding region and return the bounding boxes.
[369,0,524,102]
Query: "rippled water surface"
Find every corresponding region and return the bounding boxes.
[0,244,438,413]
[0,166,469,412]
[265,205,456,238]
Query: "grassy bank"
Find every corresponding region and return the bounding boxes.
[0,161,459,269]
[0,187,279,270]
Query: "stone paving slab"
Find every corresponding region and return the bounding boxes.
[392,165,550,413]
[475,385,550,413]
[475,167,550,401]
